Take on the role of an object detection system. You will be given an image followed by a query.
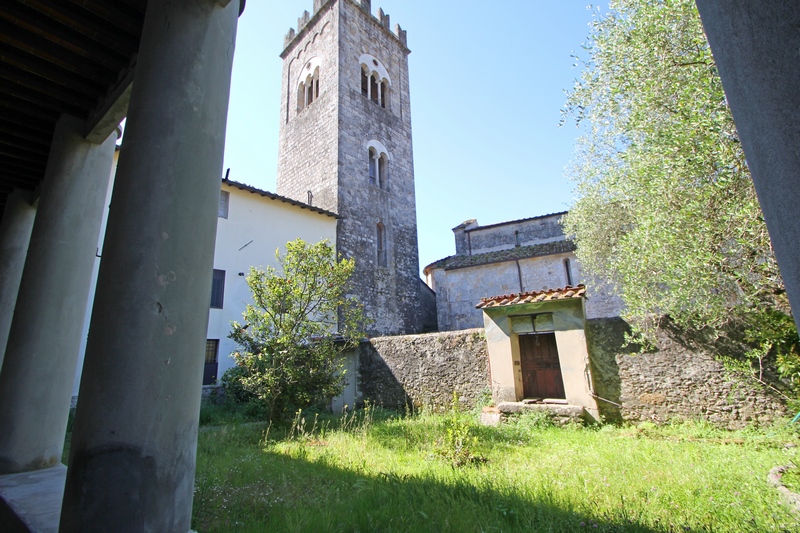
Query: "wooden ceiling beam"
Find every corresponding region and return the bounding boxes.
[0,108,56,134]
[24,0,140,54]
[0,44,105,96]
[0,123,52,147]
[0,93,60,122]
[66,0,145,36]
[0,79,87,118]
[0,62,97,110]
[0,18,116,83]
[0,3,129,71]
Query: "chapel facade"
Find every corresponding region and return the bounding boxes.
[276,0,421,335]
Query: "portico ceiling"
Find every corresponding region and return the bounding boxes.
[0,0,147,214]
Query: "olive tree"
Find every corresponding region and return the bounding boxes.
[562,0,798,384]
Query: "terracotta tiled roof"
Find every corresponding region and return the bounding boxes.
[475,285,586,309]
[423,240,576,274]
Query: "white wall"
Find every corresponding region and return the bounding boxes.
[432,252,623,332]
[74,176,337,397]
[206,183,337,383]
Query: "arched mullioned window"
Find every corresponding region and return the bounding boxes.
[297,57,321,113]
[366,140,390,190]
[377,222,387,267]
[358,54,391,109]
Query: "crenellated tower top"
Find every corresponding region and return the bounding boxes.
[282,0,407,53]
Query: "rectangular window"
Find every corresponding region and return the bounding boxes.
[210,269,225,308]
[203,340,219,386]
[377,224,387,267]
[218,190,230,218]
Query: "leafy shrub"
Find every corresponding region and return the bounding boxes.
[228,239,367,420]
[220,365,255,404]
[433,394,487,467]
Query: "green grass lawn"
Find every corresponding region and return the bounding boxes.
[191,406,800,532]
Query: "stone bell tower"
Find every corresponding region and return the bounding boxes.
[276,0,420,335]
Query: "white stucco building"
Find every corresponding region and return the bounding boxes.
[204,179,338,384]
[73,169,338,397]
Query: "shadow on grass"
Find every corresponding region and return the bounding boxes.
[193,425,662,533]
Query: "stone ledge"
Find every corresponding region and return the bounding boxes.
[497,401,587,424]
[0,465,65,533]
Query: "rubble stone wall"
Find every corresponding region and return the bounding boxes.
[585,318,788,428]
[358,328,490,411]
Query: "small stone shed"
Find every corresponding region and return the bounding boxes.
[477,285,600,421]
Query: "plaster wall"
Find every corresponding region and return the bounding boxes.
[482,313,519,402]
[74,180,337,396]
[206,184,337,382]
[432,252,622,332]
[330,347,359,412]
[434,252,580,331]
[482,299,600,419]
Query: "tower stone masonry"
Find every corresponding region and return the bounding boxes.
[277,0,420,335]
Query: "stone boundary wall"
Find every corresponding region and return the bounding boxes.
[358,328,490,411]
[586,318,788,428]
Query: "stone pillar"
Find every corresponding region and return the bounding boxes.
[695,1,800,331]
[60,1,240,531]
[0,115,117,474]
[0,189,36,368]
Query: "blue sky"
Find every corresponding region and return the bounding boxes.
[222,1,602,275]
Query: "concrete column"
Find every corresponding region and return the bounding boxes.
[0,189,36,368]
[695,1,800,332]
[60,1,240,531]
[0,115,117,474]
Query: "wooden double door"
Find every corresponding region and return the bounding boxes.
[519,333,565,399]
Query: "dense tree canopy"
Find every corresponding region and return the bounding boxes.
[229,239,367,419]
[562,0,797,382]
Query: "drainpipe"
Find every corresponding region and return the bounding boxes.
[515,259,523,292]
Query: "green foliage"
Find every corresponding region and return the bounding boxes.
[219,365,256,405]
[193,414,800,532]
[744,309,800,387]
[433,394,487,468]
[562,0,799,385]
[228,239,367,420]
